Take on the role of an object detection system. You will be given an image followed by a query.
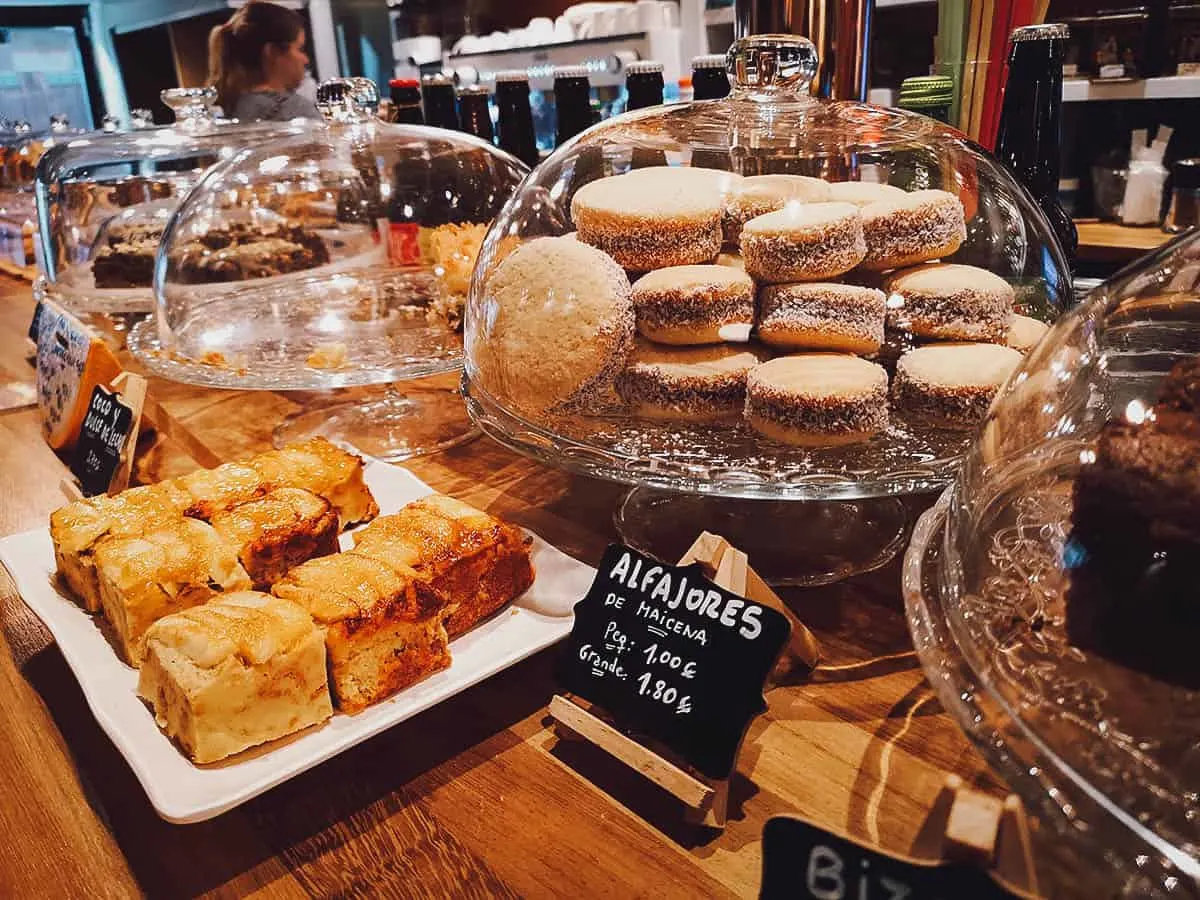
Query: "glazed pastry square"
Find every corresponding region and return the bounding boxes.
[94,517,252,665]
[247,437,379,526]
[138,592,333,764]
[208,488,339,589]
[272,553,449,712]
[50,482,192,613]
[350,493,535,638]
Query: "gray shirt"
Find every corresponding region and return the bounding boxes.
[232,90,320,122]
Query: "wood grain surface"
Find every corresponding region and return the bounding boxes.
[1075,219,1173,263]
[0,277,1078,898]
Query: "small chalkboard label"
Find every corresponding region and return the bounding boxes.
[70,385,134,497]
[760,816,1028,900]
[556,543,790,780]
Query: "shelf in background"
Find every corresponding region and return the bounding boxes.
[1063,75,1200,102]
[703,7,734,25]
[1075,219,1175,264]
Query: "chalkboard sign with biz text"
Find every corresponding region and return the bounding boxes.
[760,816,1029,900]
[556,544,790,780]
[70,384,134,497]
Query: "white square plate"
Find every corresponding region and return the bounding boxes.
[0,462,594,823]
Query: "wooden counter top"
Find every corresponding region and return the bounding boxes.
[1075,219,1176,264]
[0,276,1074,898]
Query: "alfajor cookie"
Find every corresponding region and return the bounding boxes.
[571,166,735,270]
[860,189,967,270]
[740,202,866,283]
[631,265,755,345]
[1007,313,1050,353]
[615,341,769,421]
[757,282,886,354]
[885,263,1014,342]
[826,181,907,207]
[472,236,634,416]
[892,342,1022,428]
[745,354,889,446]
[722,174,832,245]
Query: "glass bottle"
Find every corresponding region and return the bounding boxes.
[625,60,664,111]
[389,78,424,124]
[494,71,539,168]
[553,65,593,146]
[995,23,1078,268]
[457,85,494,143]
[421,73,458,130]
[692,54,732,100]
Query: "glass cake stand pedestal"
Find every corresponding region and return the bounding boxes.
[464,375,969,586]
[128,303,477,463]
[271,381,478,462]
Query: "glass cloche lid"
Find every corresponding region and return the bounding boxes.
[33,87,307,314]
[463,34,1072,500]
[904,229,1200,894]
[127,77,529,390]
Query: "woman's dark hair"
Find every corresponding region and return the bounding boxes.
[208,1,304,113]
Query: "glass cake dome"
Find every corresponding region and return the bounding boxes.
[904,227,1200,894]
[127,77,528,391]
[463,34,1073,502]
[34,87,306,314]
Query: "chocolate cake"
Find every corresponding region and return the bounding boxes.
[1067,355,1200,687]
[91,221,166,289]
[173,223,330,285]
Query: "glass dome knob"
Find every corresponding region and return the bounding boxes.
[316,77,380,123]
[727,34,819,102]
[160,87,219,133]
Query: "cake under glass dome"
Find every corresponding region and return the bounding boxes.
[463,34,1072,504]
[905,227,1200,895]
[34,87,305,315]
[128,78,529,460]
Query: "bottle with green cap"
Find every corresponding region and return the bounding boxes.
[897,75,955,124]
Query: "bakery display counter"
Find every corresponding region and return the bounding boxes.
[0,270,1093,898]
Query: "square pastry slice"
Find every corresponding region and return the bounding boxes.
[173,462,271,520]
[351,494,534,637]
[247,437,378,527]
[272,554,449,712]
[50,481,192,613]
[208,488,339,590]
[138,592,333,763]
[94,517,252,665]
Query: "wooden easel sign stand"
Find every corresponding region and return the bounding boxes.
[760,775,1040,899]
[61,370,223,501]
[550,532,821,829]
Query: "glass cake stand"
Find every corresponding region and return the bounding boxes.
[905,483,1200,898]
[461,34,1071,584]
[126,78,528,462]
[904,228,1200,895]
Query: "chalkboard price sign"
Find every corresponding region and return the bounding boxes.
[70,385,134,497]
[760,816,1029,900]
[556,543,790,780]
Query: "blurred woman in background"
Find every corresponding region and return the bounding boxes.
[208,0,319,121]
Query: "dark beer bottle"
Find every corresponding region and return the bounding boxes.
[494,70,539,168]
[389,78,424,124]
[421,73,459,130]
[625,60,664,111]
[457,85,494,143]
[994,23,1077,267]
[624,60,667,170]
[553,65,593,146]
[691,54,731,100]
[689,55,733,170]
